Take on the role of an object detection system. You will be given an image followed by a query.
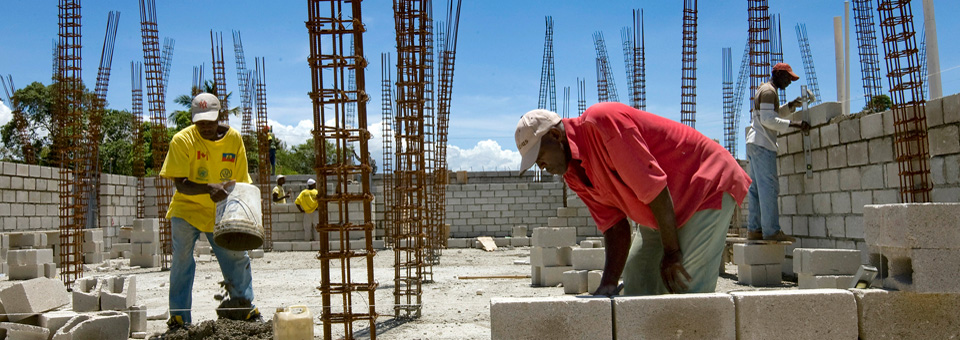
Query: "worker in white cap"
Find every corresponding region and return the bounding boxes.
[295,178,320,240]
[515,103,751,296]
[272,175,290,204]
[158,93,259,328]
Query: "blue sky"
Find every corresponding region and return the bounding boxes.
[1,1,959,173]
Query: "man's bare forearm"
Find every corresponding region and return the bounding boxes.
[173,178,213,196]
[599,218,631,286]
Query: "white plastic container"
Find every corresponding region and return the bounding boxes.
[273,305,314,340]
[214,182,264,251]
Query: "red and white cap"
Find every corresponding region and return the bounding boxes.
[772,63,800,81]
[191,93,221,122]
[515,109,561,175]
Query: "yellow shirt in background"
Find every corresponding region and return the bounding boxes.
[272,185,286,204]
[159,125,252,233]
[295,189,320,214]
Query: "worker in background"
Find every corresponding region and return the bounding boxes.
[295,178,320,241]
[272,175,290,204]
[515,102,751,296]
[267,126,278,175]
[159,93,259,329]
[745,62,811,243]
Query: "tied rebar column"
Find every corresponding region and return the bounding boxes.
[877,0,932,203]
[432,0,462,261]
[680,0,698,128]
[854,0,884,108]
[422,7,437,274]
[83,11,120,231]
[392,0,429,319]
[234,31,255,139]
[722,47,735,155]
[131,62,146,218]
[795,23,824,105]
[253,58,273,251]
[593,32,618,103]
[577,77,586,116]
[748,0,771,109]
[381,53,395,247]
[770,14,786,104]
[538,16,556,112]
[210,31,229,124]
[624,9,645,110]
[732,42,751,158]
[160,38,174,96]
[139,0,173,269]
[306,1,379,338]
[54,0,85,285]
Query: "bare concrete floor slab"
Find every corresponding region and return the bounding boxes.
[1,248,795,339]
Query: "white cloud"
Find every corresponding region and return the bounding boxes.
[0,101,11,127]
[446,139,521,172]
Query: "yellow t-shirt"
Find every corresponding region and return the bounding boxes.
[272,185,286,204]
[159,125,252,232]
[294,189,319,214]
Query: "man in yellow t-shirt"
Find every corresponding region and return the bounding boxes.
[295,178,320,240]
[272,175,290,204]
[158,93,259,328]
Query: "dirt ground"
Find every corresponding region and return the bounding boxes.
[3,246,796,340]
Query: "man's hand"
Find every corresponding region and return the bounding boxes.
[296,204,305,213]
[208,180,236,203]
[660,249,692,293]
[790,121,811,132]
[284,193,291,199]
[592,282,621,297]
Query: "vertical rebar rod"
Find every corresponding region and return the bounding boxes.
[234,30,255,139]
[680,0,698,128]
[854,0,884,108]
[538,16,556,111]
[796,23,824,105]
[381,53,395,247]
[722,47,735,155]
[593,32,618,103]
[577,77,586,115]
[55,0,84,285]
[748,0,771,109]
[210,31,229,124]
[253,57,273,251]
[131,61,146,219]
[84,11,120,231]
[770,14,786,105]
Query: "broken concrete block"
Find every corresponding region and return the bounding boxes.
[6,249,54,266]
[8,264,45,280]
[52,311,129,340]
[615,293,735,339]
[43,263,56,279]
[852,289,960,339]
[869,246,960,293]
[797,273,855,289]
[249,249,264,259]
[100,276,136,311]
[540,266,573,287]
[794,248,862,275]
[531,266,542,286]
[509,237,530,247]
[71,277,103,312]
[0,322,50,340]
[733,243,784,265]
[146,309,168,321]
[737,264,781,286]
[587,270,602,294]
[82,253,104,264]
[40,311,79,338]
[490,296,612,339]
[561,270,588,294]
[511,225,528,238]
[571,248,605,271]
[731,289,857,340]
[864,203,960,249]
[0,278,70,322]
[531,227,576,248]
[529,247,572,267]
[126,305,147,333]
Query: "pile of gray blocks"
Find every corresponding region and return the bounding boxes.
[562,240,605,294]
[491,288,960,339]
[130,218,160,268]
[81,229,105,264]
[0,277,71,337]
[111,227,132,259]
[510,225,530,247]
[793,248,861,289]
[70,275,143,336]
[530,227,576,286]
[732,243,784,286]
[4,232,57,280]
[864,203,960,293]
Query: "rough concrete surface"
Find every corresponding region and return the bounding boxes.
[614,293,736,340]
[852,289,960,339]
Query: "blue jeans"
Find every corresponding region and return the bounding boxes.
[746,143,781,237]
[169,217,255,324]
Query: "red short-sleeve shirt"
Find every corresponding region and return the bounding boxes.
[562,102,751,232]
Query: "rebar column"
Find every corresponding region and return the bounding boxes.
[732,42,751,158]
[381,53,395,247]
[722,47,735,155]
[160,38,174,96]
[538,16,556,112]
[233,31,255,139]
[680,0,698,128]
[796,23,824,105]
[422,7,438,275]
[593,32,618,103]
[770,14,786,104]
[748,0,771,108]
[254,58,273,251]
[577,77,586,115]
[131,62,146,219]
[853,0,884,108]
[55,0,84,285]
[636,10,646,111]
[210,31,229,124]
[139,0,173,269]
[306,1,379,337]
[624,9,644,110]
[877,0,932,203]
[83,11,120,231]
[433,0,461,261]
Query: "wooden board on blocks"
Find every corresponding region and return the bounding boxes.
[476,236,497,251]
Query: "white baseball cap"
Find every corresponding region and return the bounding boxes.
[306,178,316,185]
[191,93,221,122]
[515,109,562,175]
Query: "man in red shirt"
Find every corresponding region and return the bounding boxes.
[516,102,751,295]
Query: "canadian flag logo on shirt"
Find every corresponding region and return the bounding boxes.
[197,151,208,160]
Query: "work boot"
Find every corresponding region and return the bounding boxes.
[763,230,796,243]
[747,230,763,240]
[167,315,189,330]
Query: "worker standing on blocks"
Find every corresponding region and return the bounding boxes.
[159,93,260,328]
[515,102,751,295]
[745,62,812,243]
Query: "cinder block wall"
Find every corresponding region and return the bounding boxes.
[0,162,59,233]
[775,93,960,260]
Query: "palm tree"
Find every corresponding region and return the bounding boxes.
[169,80,241,129]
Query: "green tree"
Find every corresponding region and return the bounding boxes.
[865,94,892,113]
[275,137,353,175]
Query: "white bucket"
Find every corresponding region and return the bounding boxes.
[214,182,264,251]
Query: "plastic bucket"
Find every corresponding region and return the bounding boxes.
[273,305,314,340]
[214,182,264,251]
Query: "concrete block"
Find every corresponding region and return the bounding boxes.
[571,248,604,271]
[509,237,530,247]
[129,229,158,244]
[0,278,69,322]
[128,254,159,268]
[511,225,528,238]
[868,137,894,163]
[493,237,510,247]
[863,203,960,249]
[793,248,861,275]
[529,247,572,267]
[51,311,129,340]
[860,112,884,139]
[9,232,47,248]
[0,322,50,340]
[133,242,158,255]
[867,246,960,293]
[615,293,735,340]
[490,296,612,339]
[839,117,861,143]
[928,125,960,156]
[8,264,44,280]
[944,93,960,123]
[39,311,79,339]
[249,249,264,259]
[797,273,855,289]
[731,289,857,340]
[82,253,104,264]
[732,243,784,265]
[546,217,567,227]
[561,270,588,294]
[71,277,103,312]
[7,249,54,266]
[820,123,840,146]
[127,305,147,333]
[531,266,542,286]
[540,266,573,287]
[853,289,960,339]
[737,264,781,286]
[531,227,576,247]
[810,102,842,126]
[132,218,159,232]
[587,270,602,293]
[43,263,56,279]
[446,238,470,248]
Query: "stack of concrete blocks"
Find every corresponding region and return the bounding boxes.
[81,229,105,264]
[0,278,70,325]
[69,275,142,336]
[562,240,606,294]
[51,311,130,340]
[793,248,861,289]
[195,236,213,262]
[0,162,60,235]
[545,196,602,244]
[732,243,784,286]
[5,232,57,280]
[530,227,575,287]
[96,174,137,231]
[129,219,160,268]
[864,203,960,293]
[510,225,529,247]
[111,227,132,259]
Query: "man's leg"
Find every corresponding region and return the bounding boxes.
[752,145,781,237]
[269,149,276,175]
[205,232,256,320]
[746,144,763,237]
[169,217,201,325]
[302,212,314,241]
[621,225,669,295]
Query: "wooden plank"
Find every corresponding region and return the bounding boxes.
[458,275,530,280]
[477,236,497,251]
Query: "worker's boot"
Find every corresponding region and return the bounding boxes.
[167,315,189,330]
[216,297,261,322]
[763,230,796,243]
[747,230,763,240]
